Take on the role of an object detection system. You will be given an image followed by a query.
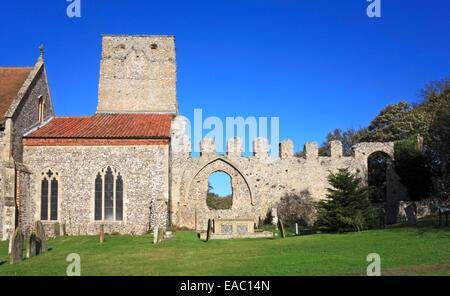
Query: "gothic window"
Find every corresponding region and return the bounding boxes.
[40,169,59,221]
[38,96,44,123]
[94,166,124,221]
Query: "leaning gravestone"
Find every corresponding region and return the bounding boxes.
[99,224,105,243]
[405,204,417,226]
[206,219,212,241]
[153,226,159,244]
[34,221,47,254]
[278,219,286,238]
[10,228,24,264]
[54,222,61,238]
[26,232,37,259]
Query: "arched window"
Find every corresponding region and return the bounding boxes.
[206,171,233,210]
[40,169,59,221]
[94,166,124,221]
[38,95,44,123]
[368,151,391,203]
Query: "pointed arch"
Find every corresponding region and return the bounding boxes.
[183,156,255,205]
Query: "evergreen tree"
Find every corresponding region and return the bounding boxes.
[316,168,373,233]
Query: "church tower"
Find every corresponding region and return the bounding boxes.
[97,35,178,114]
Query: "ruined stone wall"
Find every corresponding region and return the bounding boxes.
[23,144,169,237]
[97,35,177,114]
[170,116,409,230]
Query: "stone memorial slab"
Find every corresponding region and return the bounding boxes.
[99,224,105,243]
[278,219,286,238]
[153,226,158,244]
[27,232,37,259]
[54,222,61,237]
[157,227,165,242]
[206,219,212,241]
[10,228,24,264]
[34,221,47,254]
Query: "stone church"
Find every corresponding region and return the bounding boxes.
[0,35,408,240]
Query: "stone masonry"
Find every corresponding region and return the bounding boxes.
[2,35,411,239]
[169,116,409,230]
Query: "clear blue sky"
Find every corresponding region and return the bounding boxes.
[208,171,233,197]
[1,1,449,157]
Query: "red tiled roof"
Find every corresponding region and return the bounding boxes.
[25,113,172,139]
[0,67,34,122]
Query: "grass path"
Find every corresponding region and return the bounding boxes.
[0,217,449,276]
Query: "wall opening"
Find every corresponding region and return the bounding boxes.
[206,171,233,210]
[368,151,391,203]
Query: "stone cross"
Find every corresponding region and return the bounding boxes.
[99,224,105,243]
[34,221,47,254]
[26,232,37,259]
[10,228,24,264]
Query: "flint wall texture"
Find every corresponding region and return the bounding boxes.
[97,35,177,113]
[170,116,409,230]
[23,144,169,237]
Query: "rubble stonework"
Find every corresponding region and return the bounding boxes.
[23,145,169,237]
[97,35,177,114]
[2,35,413,239]
[169,115,409,230]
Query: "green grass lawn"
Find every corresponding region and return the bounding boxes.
[0,216,449,276]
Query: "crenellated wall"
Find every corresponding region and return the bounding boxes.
[169,116,408,230]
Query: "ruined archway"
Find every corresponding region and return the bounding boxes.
[178,158,254,230]
[368,151,391,203]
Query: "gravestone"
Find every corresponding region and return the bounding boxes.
[206,219,212,241]
[10,228,24,264]
[295,223,299,236]
[26,232,37,259]
[153,226,159,244]
[164,231,174,240]
[99,224,105,243]
[379,207,386,229]
[34,221,47,254]
[271,208,278,225]
[62,224,67,236]
[54,222,61,237]
[405,204,417,226]
[278,219,286,238]
[8,233,13,255]
[157,227,165,243]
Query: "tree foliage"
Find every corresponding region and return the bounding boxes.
[394,135,432,201]
[277,191,316,227]
[316,168,374,232]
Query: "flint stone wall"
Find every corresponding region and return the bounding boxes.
[170,116,409,230]
[97,35,177,113]
[23,144,169,237]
